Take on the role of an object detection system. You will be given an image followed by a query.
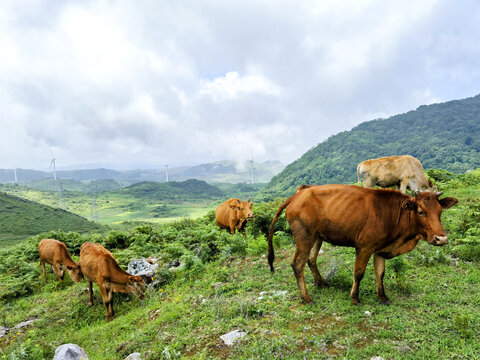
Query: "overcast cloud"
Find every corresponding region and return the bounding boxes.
[1,0,480,170]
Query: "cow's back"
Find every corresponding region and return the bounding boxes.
[39,238,68,262]
[79,242,110,282]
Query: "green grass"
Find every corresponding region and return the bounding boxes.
[1,242,479,360]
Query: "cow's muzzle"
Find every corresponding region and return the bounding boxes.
[431,235,448,246]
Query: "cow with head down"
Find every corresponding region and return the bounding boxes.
[268,184,457,305]
[38,238,83,283]
[216,198,254,234]
[357,155,437,194]
[79,242,147,322]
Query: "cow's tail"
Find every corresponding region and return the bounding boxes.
[267,195,294,273]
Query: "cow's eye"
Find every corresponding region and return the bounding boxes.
[418,210,426,216]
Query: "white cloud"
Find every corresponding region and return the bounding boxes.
[1,0,480,170]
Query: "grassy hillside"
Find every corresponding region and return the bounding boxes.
[259,94,480,199]
[117,179,224,201]
[0,192,106,247]
[1,171,479,359]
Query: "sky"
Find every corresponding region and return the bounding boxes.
[1,0,480,170]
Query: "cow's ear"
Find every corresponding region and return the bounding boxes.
[402,199,417,211]
[439,197,458,209]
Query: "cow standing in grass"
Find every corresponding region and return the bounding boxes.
[357,155,437,194]
[268,185,457,305]
[38,238,83,283]
[216,198,254,234]
[79,242,147,322]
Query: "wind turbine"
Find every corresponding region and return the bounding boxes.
[50,157,57,180]
[14,167,17,183]
[251,150,255,184]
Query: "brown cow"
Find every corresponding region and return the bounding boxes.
[357,155,437,194]
[38,238,83,283]
[268,185,457,305]
[215,198,254,234]
[79,242,147,322]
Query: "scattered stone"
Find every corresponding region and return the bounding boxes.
[145,257,157,264]
[370,357,384,360]
[53,344,88,360]
[14,319,39,329]
[211,282,224,289]
[220,330,247,346]
[128,258,159,278]
[365,310,372,316]
[257,290,288,300]
[0,327,7,338]
[125,353,142,360]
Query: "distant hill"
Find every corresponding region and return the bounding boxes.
[0,192,106,239]
[24,178,122,193]
[0,160,284,186]
[117,179,223,201]
[259,94,480,200]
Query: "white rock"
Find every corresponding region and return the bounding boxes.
[125,353,142,360]
[370,357,384,360]
[365,310,372,316]
[220,330,246,346]
[53,344,88,360]
[14,319,38,329]
[0,327,7,338]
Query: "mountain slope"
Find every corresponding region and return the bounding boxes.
[0,192,106,238]
[117,179,223,201]
[259,94,480,199]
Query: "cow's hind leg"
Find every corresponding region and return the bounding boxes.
[350,248,372,305]
[40,260,47,281]
[307,238,327,287]
[374,254,391,305]
[98,283,112,322]
[291,221,316,303]
[87,281,94,306]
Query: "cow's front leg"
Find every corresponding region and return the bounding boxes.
[373,254,390,305]
[98,283,112,322]
[40,260,47,280]
[350,249,372,305]
[53,262,64,281]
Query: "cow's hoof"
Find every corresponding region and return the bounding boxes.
[302,296,314,304]
[351,298,362,306]
[314,281,328,288]
[380,298,392,306]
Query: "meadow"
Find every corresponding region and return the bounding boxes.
[0,170,480,359]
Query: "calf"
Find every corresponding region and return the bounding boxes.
[216,198,254,234]
[79,242,147,322]
[38,238,83,282]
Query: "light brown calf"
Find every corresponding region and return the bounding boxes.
[79,242,147,322]
[38,238,83,282]
[215,198,254,234]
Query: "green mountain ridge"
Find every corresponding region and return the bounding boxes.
[259,94,480,200]
[0,192,106,245]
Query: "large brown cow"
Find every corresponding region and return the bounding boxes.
[38,238,83,282]
[79,242,147,322]
[216,198,254,234]
[268,185,457,305]
[357,155,436,194]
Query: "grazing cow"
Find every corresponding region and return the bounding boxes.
[215,198,254,234]
[267,185,457,305]
[38,238,83,283]
[79,242,147,322]
[357,155,436,194]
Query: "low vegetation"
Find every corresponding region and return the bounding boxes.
[0,170,479,359]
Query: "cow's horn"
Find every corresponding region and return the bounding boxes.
[436,191,443,197]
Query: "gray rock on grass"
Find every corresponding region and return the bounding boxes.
[53,344,88,360]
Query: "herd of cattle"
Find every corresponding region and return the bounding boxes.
[37,155,458,321]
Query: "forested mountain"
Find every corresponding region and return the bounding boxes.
[259,94,480,200]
